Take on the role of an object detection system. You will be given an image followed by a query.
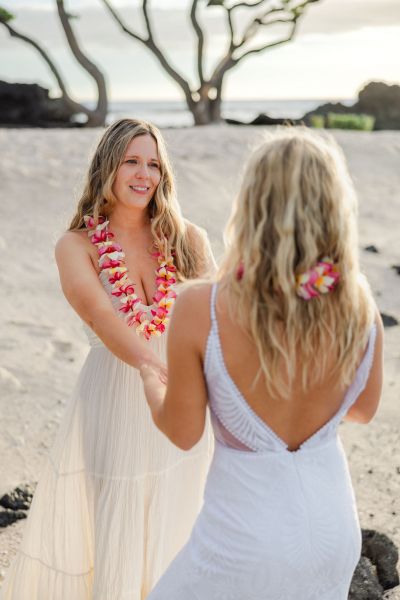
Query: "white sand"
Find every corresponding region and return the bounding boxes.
[0,125,399,585]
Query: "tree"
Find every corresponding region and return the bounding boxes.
[0,2,108,126]
[101,0,321,125]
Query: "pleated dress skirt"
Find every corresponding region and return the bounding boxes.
[1,333,212,600]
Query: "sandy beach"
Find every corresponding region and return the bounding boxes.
[0,125,399,589]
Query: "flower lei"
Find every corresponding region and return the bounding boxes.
[84,216,177,340]
[296,257,340,300]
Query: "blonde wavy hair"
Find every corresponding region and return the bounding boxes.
[69,118,203,280]
[219,127,375,398]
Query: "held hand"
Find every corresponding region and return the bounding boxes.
[139,361,167,387]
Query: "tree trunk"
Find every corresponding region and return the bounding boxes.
[189,94,223,125]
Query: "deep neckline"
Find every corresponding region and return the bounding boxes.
[102,225,159,310]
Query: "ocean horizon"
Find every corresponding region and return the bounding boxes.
[87,98,355,128]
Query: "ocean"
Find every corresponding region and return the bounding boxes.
[105,99,353,128]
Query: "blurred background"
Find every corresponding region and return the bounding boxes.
[1,0,400,128]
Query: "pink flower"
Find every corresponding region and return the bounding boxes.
[108,269,127,284]
[150,307,168,319]
[112,283,135,297]
[98,243,122,256]
[153,289,166,303]
[101,258,121,270]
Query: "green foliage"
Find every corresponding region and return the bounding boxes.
[206,0,225,5]
[326,113,375,131]
[0,6,14,23]
[310,114,324,128]
[310,113,375,131]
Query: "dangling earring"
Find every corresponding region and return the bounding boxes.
[236,261,244,281]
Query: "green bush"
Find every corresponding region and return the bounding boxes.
[310,114,325,128]
[310,112,375,131]
[326,113,375,131]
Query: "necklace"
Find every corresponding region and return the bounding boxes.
[84,215,177,340]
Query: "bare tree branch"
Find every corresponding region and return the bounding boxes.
[226,8,236,50]
[142,0,154,40]
[236,20,297,60]
[230,0,270,10]
[0,16,89,116]
[100,0,146,42]
[236,7,288,49]
[100,0,193,103]
[56,0,107,122]
[190,0,205,85]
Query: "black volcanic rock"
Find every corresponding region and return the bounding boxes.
[362,529,400,590]
[357,82,400,130]
[301,81,400,131]
[380,313,399,328]
[364,245,379,254]
[0,509,27,528]
[0,485,34,511]
[0,80,76,127]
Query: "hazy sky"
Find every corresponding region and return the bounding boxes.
[1,0,399,101]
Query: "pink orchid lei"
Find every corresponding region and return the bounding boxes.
[296,257,340,300]
[84,215,177,340]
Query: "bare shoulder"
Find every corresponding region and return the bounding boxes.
[55,230,97,268]
[184,219,217,276]
[185,219,208,246]
[176,280,213,310]
[55,229,88,255]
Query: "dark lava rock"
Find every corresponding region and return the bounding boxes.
[249,114,297,126]
[362,529,400,590]
[302,81,400,130]
[0,80,76,127]
[364,245,379,253]
[0,509,27,528]
[349,556,383,600]
[225,114,297,126]
[357,82,400,131]
[0,484,34,511]
[380,313,399,328]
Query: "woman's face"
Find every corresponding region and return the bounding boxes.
[112,134,161,210]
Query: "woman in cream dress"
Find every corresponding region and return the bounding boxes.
[1,119,214,600]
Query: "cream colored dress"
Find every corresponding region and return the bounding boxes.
[1,272,212,600]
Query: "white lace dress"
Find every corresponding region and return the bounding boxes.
[0,271,212,600]
[148,283,376,600]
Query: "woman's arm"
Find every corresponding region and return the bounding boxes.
[140,284,211,450]
[344,310,384,424]
[55,231,165,371]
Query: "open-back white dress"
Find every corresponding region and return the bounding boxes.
[1,272,212,600]
[147,283,376,600]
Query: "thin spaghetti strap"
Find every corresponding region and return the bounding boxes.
[210,282,218,325]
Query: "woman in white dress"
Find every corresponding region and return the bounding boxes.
[141,128,384,599]
[1,119,214,600]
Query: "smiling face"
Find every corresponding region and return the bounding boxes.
[112,134,161,211]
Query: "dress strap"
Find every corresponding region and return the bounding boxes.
[210,282,219,325]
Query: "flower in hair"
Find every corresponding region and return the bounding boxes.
[296,257,340,300]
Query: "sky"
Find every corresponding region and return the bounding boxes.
[0,0,399,102]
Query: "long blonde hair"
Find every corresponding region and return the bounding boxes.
[69,118,203,280]
[219,127,375,398]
